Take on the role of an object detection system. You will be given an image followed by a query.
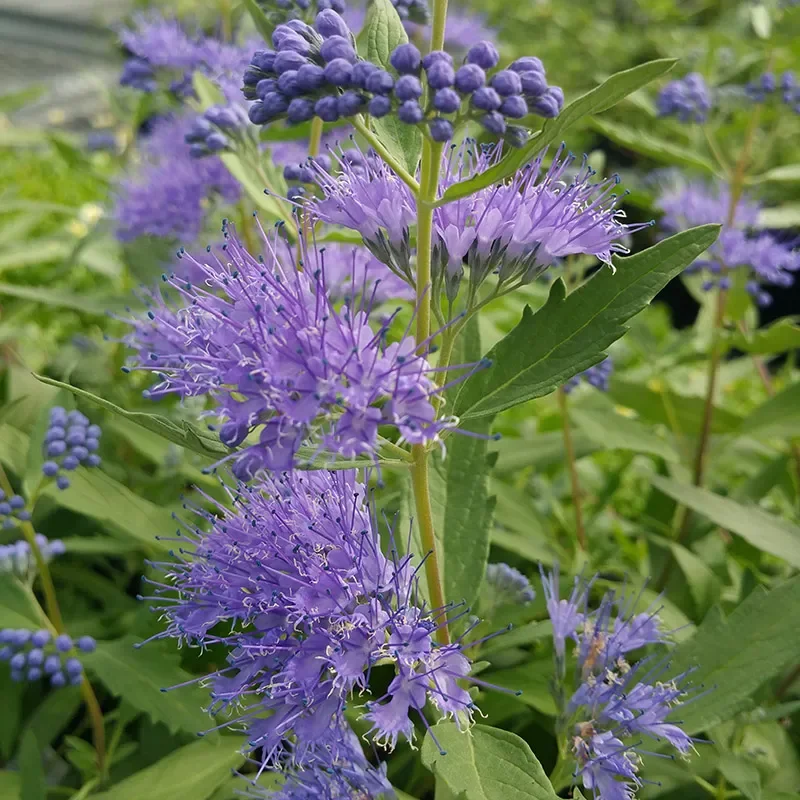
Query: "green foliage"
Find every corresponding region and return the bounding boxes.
[438,58,677,203]
[19,731,46,800]
[454,225,720,419]
[2,1,800,798]
[83,637,216,736]
[35,376,227,458]
[422,723,559,800]
[652,475,800,567]
[668,577,800,733]
[90,739,245,800]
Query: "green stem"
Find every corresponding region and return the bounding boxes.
[410,444,449,645]
[0,463,107,776]
[308,116,324,158]
[557,388,586,552]
[656,99,764,590]
[238,200,257,253]
[429,0,449,50]
[351,116,420,193]
[434,321,462,387]
[410,128,448,643]
[548,752,575,794]
[378,437,415,463]
[69,778,100,800]
[0,465,63,630]
[694,776,719,797]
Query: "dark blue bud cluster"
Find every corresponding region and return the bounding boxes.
[701,275,732,293]
[656,72,712,123]
[0,490,31,531]
[0,534,66,576]
[244,20,562,147]
[748,71,800,114]
[745,279,774,307]
[120,58,157,93]
[745,71,776,102]
[390,0,430,24]
[185,105,250,158]
[41,407,102,491]
[244,14,359,125]
[563,357,613,393]
[256,0,346,28]
[86,131,118,152]
[283,153,332,200]
[372,43,562,143]
[0,629,95,688]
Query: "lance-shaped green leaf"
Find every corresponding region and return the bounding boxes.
[668,576,800,733]
[421,723,560,800]
[83,636,218,737]
[437,58,677,204]
[34,375,228,458]
[453,225,720,420]
[651,475,800,568]
[243,0,275,42]
[740,380,800,441]
[90,738,245,800]
[588,118,717,174]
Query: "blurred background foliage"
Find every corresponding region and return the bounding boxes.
[0,0,799,798]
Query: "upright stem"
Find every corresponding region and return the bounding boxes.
[657,103,764,590]
[429,0,449,50]
[407,0,449,644]
[557,388,586,551]
[238,200,257,254]
[0,464,107,775]
[351,117,420,192]
[411,136,449,645]
[308,116,324,158]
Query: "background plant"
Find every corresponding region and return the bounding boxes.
[0,0,799,799]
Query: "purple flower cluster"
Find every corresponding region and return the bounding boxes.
[119,13,253,99]
[0,629,95,689]
[306,142,650,303]
[563,357,613,394]
[146,470,477,787]
[114,114,241,242]
[40,407,102,491]
[0,534,65,576]
[484,563,535,607]
[317,242,415,302]
[541,569,695,800]
[0,490,31,530]
[243,11,560,143]
[658,179,799,304]
[265,726,394,799]
[123,222,470,478]
[656,73,712,123]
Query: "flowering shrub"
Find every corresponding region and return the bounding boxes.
[1,0,799,799]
